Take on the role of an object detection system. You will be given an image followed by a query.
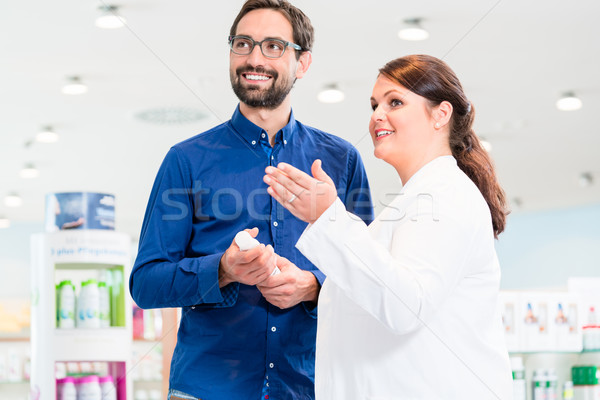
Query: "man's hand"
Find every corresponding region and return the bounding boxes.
[219,228,277,287]
[257,256,320,309]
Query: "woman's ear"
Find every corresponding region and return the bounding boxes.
[434,101,453,128]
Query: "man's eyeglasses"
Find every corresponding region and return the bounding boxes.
[228,35,302,59]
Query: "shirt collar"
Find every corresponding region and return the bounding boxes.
[230,104,296,148]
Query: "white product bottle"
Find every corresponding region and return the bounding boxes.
[57,376,77,400]
[134,390,148,400]
[510,356,527,400]
[545,369,558,400]
[234,230,280,275]
[58,280,76,329]
[78,375,102,400]
[563,381,574,400]
[98,281,110,328]
[532,369,547,400]
[99,375,117,400]
[78,280,100,328]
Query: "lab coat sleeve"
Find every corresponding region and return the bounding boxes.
[296,197,475,335]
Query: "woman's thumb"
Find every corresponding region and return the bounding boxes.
[312,159,333,184]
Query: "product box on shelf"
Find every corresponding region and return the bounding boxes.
[45,192,115,232]
[500,290,583,352]
[519,292,554,352]
[568,278,600,352]
[499,291,520,352]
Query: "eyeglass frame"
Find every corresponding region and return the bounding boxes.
[228,35,303,59]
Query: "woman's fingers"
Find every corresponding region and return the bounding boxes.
[277,162,316,189]
[265,176,292,205]
[265,166,306,200]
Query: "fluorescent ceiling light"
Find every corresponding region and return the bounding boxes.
[62,76,88,95]
[317,84,345,103]
[398,18,429,41]
[480,139,492,152]
[36,126,59,143]
[20,163,40,179]
[5,193,23,208]
[96,5,126,29]
[0,216,10,229]
[556,92,582,111]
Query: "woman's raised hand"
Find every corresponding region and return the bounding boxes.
[264,160,337,224]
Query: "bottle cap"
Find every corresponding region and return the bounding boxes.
[99,375,114,383]
[82,279,98,287]
[78,375,100,384]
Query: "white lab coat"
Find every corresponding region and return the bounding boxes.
[296,156,513,400]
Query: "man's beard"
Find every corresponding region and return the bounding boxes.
[230,66,294,109]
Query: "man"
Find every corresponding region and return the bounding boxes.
[130,1,373,399]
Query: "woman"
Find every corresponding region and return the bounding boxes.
[263,55,513,399]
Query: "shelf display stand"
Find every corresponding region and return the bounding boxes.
[30,230,132,399]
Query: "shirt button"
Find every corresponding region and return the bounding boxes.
[271,326,277,332]
[251,140,257,145]
[271,155,274,160]
[266,383,269,387]
[273,221,278,227]
[262,133,266,138]
[269,363,274,368]
[284,140,287,145]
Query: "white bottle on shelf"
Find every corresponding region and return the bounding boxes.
[98,281,110,328]
[510,356,527,400]
[78,280,100,328]
[99,375,117,400]
[532,369,547,400]
[545,369,558,400]
[58,280,76,329]
[78,375,102,400]
[57,376,77,400]
[563,381,574,400]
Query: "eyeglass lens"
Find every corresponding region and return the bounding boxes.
[231,37,287,58]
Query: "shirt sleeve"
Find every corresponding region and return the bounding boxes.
[296,197,476,335]
[130,147,230,309]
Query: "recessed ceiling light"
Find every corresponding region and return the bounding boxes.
[4,193,23,208]
[480,138,492,152]
[578,172,593,187]
[96,5,126,29]
[36,126,59,143]
[556,92,582,111]
[0,216,10,229]
[20,163,40,179]
[511,197,523,210]
[398,18,429,41]
[317,84,345,103]
[62,76,88,95]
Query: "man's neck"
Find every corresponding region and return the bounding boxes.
[239,98,292,146]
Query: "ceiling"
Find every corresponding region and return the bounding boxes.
[1,0,599,241]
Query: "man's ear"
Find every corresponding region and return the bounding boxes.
[295,51,312,79]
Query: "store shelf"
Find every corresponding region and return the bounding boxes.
[30,230,133,399]
[53,328,130,361]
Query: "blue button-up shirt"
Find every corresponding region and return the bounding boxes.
[130,106,373,400]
